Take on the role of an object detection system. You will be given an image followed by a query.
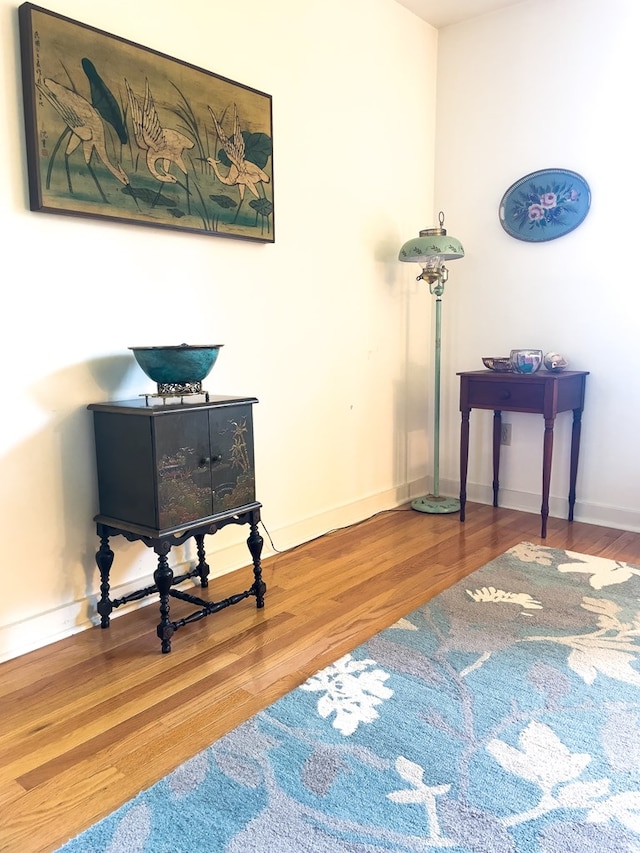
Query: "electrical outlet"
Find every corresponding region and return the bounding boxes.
[501,423,512,446]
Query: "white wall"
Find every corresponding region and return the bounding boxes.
[433,0,640,532]
[0,0,439,661]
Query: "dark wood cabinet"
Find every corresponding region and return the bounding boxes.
[87,395,265,653]
[91,396,257,536]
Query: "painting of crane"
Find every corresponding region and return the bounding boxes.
[36,77,129,200]
[18,2,274,243]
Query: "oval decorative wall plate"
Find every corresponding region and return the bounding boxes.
[499,168,591,242]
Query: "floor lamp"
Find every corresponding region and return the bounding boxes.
[399,211,465,514]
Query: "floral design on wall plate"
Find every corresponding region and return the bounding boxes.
[499,168,590,242]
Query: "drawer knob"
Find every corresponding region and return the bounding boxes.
[500,390,511,400]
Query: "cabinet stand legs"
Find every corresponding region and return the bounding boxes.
[94,506,265,653]
[96,534,114,628]
[195,534,210,588]
[247,515,265,608]
[154,546,174,654]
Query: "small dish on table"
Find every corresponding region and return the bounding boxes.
[482,357,512,372]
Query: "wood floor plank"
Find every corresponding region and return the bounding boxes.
[1,503,638,853]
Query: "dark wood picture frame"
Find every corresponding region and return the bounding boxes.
[18,3,274,243]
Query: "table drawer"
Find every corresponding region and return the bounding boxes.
[465,378,545,411]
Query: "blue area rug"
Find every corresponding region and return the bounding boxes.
[56,542,640,852]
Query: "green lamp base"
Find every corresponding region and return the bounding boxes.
[411,494,461,514]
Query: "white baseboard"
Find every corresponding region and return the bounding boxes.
[1,478,637,664]
[446,478,640,534]
[0,484,413,665]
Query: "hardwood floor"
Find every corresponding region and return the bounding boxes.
[1,503,638,853]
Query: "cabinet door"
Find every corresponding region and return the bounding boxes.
[209,404,256,514]
[155,410,213,529]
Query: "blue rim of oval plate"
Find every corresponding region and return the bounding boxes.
[499,168,591,243]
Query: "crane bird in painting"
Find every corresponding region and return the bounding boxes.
[37,77,129,200]
[125,78,194,208]
[206,104,270,219]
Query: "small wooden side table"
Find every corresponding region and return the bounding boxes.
[458,370,588,538]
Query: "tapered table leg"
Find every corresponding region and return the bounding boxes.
[459,409,470,522]
[541,416,555,539]
[492,410,502,507]
[568,408,583,522]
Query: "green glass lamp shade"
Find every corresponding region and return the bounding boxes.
[398,232,464,264]
[399,211,464,267]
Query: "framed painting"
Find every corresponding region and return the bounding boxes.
[18,3,274,243]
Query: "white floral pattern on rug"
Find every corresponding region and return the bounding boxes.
[466,586,542,609]
[557,551,640,589]
[487,720,640,834]
[461,544,640,690]
[510,541,554,565]
[527,595,640,687]
[387,756,452,844]
[300,653,393,736]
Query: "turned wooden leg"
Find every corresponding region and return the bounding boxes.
[95,533,114,628]
[154,546,174,653]
[247,511,266,608]
[195,534,210,588]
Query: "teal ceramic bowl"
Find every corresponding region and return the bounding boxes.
[129,344,223,385]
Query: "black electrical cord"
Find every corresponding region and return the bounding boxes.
[259,506,413,555]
